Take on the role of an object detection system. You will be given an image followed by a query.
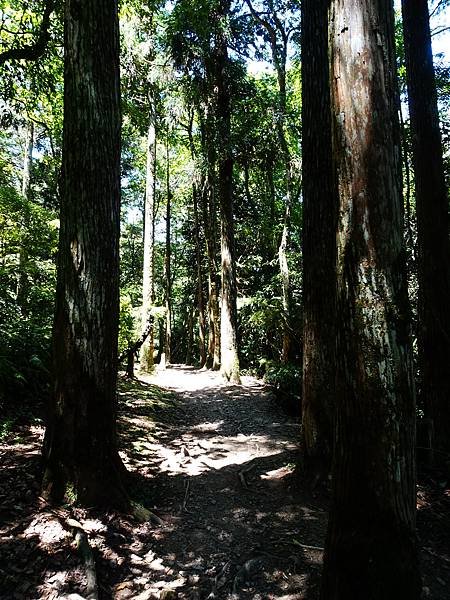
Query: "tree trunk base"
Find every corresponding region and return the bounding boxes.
[42,450,130,511]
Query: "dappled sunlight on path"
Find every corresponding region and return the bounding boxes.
[0,366,448,598]
[132,365,298,478]
[115,364,326,599]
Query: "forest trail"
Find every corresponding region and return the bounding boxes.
[1,366,449,599]
[0,366,326,600]
[117,365,325,600]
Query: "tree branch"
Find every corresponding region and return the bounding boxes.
[0,0,55,66]
[431,25,450,37]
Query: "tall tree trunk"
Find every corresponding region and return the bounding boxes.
[22,121,34,198]
[216,0,240,384]
[164,134,172,366]
[321,1,420,598]
[187,113,207,368]
[278,194,291,363]
[401,0,450,460]
[139,112,156,373]
[42,0,128,509]
[301,0,336,480]
[200,107,220,370]
[245,0,293,362]
[185,304,194,365]
[17,120,34,312]
[193,180,207,367]
[265,155,277,252]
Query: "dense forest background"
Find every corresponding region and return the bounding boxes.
[2,0,449,426]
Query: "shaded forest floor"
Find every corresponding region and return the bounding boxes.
[1,365,449,599]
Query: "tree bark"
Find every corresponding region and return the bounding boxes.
[187,113,207,368]
[185,304,194,365]
[139,112,156,373]
[401,0,450,460]
[193,180,207,367]
[42,0,128,510]
[200,107,221,370]
[216,0,240,384]
[244,0,293,363]
[301,0,336,480]
[164,133,172,366]
[321,1,420,597]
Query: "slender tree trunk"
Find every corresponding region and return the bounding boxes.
[216,0,240,384]
[164,134,172,366]
[399,105,414,259]
[187,113,207,368]
[245,0,293,362]
[193,180,207,367]
[42,0,128,509]
[301,0,336,480]
[22,121,34,198]
[185,304,194,365]
[278,193,291,363]
[200,108,221,370]
[402,0,450,460]
[139,113,156,373]
[265,155,277,253]
[17,120,34,312]
[321,1,420,598]
[243,160,252,207]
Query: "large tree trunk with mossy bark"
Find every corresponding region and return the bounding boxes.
[301,0,336,481]
[139,112,156,374]
[215,0,240,384]
[42,0,128,510]
[321,1,420,598]
[401,0,450,463]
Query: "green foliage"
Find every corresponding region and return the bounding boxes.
[264,361,301,389]
[264,361,301,415]
[0,145,57,412]
[118,293,138,355]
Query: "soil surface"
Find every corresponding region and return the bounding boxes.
[0,365,449,599]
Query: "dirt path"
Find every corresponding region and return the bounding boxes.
[1,365,449,599]
[116,365,325,600]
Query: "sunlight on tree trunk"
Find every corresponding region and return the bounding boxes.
[165,133,172,366]
[216,0,240,384]
[42,0,129,510]
[139,112,156,374]
[321,1,420,597]
[17,120,34,313]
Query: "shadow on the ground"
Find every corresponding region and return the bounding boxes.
[0,366,449,599]
[112,367,325,599]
